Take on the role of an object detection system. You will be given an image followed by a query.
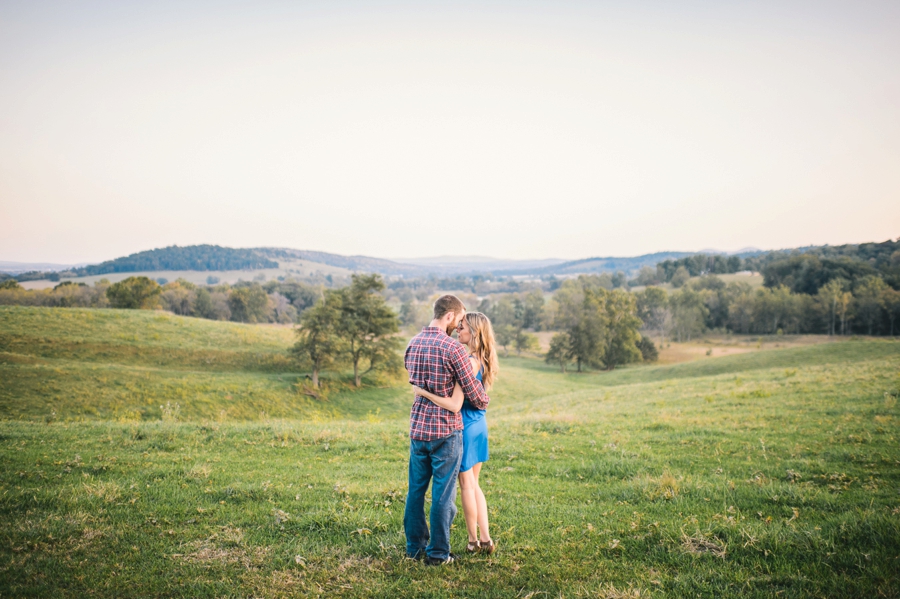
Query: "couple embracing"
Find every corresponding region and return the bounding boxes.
[403,294,499,565]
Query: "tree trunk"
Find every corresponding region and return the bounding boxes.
[577,358,582,372]
[312,360,320,388]
[353,357,360,387]
[830,300,836,336]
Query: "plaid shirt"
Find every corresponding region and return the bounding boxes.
[405,326,490,441]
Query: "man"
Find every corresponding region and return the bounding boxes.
[403,294,490,565]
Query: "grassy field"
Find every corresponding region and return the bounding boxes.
[1,306,899,598]
[18,257,354,290]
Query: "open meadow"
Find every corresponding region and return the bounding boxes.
[1,306,899,598]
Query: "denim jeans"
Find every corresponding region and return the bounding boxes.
[404,430,463,560]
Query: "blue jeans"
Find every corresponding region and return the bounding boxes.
[404,430,462,560]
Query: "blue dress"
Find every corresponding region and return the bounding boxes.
[460,368,489,473]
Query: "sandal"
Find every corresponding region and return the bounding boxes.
[466,540,480,553]
[479,539,496,555]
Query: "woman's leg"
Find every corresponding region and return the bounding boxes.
[457,468,479,542]
[472,463,491,542]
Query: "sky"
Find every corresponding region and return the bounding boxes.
[1,0,898,264]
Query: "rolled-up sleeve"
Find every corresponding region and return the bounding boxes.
[449,345,490,410]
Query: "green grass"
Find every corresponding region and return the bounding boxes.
[0,306,413,422]
[1,306,899,598]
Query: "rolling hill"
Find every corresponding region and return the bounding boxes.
[6,238,897,285]
[1,305,898,597]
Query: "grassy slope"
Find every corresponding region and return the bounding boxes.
[1,306,899,598]
[0,306,413,421]
[17,257,354,290]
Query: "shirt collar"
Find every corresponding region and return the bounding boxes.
[422,326,449,337]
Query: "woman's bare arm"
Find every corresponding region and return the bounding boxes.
[412,383,464,413]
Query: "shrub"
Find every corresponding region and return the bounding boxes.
[637,336,658,362]
[106,277,161,309]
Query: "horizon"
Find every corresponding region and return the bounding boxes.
[4,236,898,273]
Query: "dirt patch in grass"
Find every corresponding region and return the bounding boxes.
[681,534,727,558]
[656,335,840,365]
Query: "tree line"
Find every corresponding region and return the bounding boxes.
[4,241,898,384]
[628,239,900,290]
[634,274,900,339]
[7,245,278,281]
[0,276,319,324]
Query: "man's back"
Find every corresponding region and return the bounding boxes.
[405,326,489,441]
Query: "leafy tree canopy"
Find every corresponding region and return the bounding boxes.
[106,277,161,309]
[762,255,878,295]
[70,245,277,276]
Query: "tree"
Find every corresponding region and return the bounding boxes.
[486,296,518,355]
[837,291,853,335]
[818,278,847,336]
[106,276,161,309]
[669,288,707,342]
[518,289,546,330]
[550,278,608,372]
[228,285,269,323]
[485,290,546,354]
[493,324,516,356]
[513,329,540,355]
[291,291,343,387]
[270,292,298,324]
[0,279,21,290]
[399,299,418,327]
[265,280,319,313]
[635,286,670,339]
[336,274,402,387]
[631,266,661,286]
[753,285,794,334]
[546,333,572,372]
[636,336,658,362]
[854,275,888,335]
[728,283,756,335]
[487,296,516,329]
[49,282,92,308]
[762,255,877,295]
[882,288,900,336]
[600,289,643,370]
[193,288,214,318]
[670,266,690,288]
[159,281,195,316]
[399,299,431,329]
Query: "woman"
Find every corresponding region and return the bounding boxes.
[413,312,499,554]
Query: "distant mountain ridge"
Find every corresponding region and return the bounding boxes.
[5,239,895,282]
[0,261,85,275]
[254,247,424,276]
[394,256,567,273]
[68,245,278,276]
[496,252,694,276]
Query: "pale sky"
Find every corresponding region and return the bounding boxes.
[1,1,898,264]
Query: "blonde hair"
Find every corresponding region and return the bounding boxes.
[464,312,499,390]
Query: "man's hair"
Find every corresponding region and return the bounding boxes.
[433,294,466,320]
